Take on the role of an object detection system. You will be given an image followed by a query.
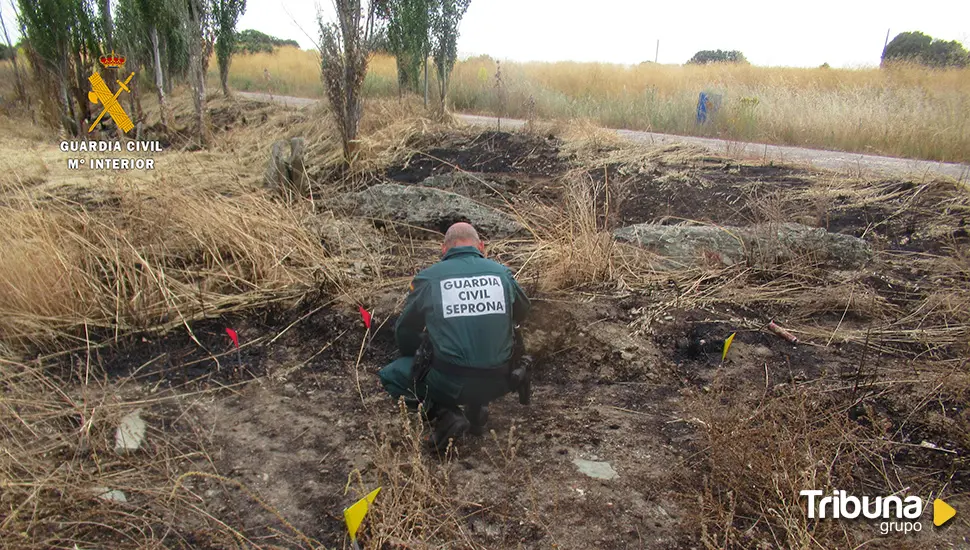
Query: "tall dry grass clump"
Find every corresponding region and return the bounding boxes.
[526,173,619,291]
[0,185,337,350]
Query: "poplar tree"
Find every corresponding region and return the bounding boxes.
[17,0,100,134]
[430,0,469,110]
[319,0,379,161]
[379,0,432,96]
[213,0,246,96]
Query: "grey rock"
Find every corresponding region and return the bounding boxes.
[114,409,146,454]
[340,183,524,238]
[573,458,619,480]
[613,222,871,270]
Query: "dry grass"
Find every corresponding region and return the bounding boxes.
[0,87,458,548]
[219,48,970,162]
[686,358,970,549]
[353,400,481,549]
[0,87,455,353]
[545,120,970,357]
[0,182,336,351]
[0,357,224,548]
[449,58,970,163]
[518,171,667,293]
[688,382,883,549]
[527,121,970,546]
[208,46,398,100]
[2,64,968,548]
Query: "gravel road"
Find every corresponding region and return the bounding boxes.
[237,91,969,182]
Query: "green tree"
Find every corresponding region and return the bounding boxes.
[125,0,184,129]
[115,0,153,122]
[430,0,469,110]
[17,0,101,134]
[686,49,748,65]
[378,0,432,96]
[213,0,246,96]
[883,31,967,68]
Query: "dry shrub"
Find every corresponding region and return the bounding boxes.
[0,356,228,549]
[687,382,889,549]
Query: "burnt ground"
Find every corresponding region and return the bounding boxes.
[63,127,970,549]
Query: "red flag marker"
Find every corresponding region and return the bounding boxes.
[358,306,372,329]
[225,327,240,348]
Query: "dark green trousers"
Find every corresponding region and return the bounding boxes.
[378,357,510,412]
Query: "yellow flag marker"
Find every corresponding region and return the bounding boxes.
[934,498,956,527]
[345,487,381,546]
[722,333,736,362]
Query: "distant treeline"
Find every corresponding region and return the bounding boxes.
[235,29,300,53]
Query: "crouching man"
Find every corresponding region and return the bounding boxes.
[379,222,531,450]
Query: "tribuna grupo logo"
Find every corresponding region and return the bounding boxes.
[800,490,956,535]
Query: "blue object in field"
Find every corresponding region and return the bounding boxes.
[696,91,722,124]
[697,92,709,124]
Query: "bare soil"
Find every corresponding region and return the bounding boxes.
[61,119,970,549]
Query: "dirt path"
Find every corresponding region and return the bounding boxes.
[235,91,969,182]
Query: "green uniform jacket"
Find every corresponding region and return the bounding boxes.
[395,246,530,370]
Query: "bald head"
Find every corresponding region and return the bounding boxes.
[442,222,485,254]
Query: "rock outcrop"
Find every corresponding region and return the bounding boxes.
[339,183,524,238]
[613,222,872,269]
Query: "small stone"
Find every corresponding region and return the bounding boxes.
[572,458,619,480]
[92,487,127,503]
[114,409,146,454]
[620,351,635,361]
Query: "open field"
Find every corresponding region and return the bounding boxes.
[213,47,970,163]
[2,72,970,549]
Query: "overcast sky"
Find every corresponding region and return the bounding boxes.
[1,1,967,68]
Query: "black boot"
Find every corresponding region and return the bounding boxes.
[429,409,470,451]
[466,404,489,436]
